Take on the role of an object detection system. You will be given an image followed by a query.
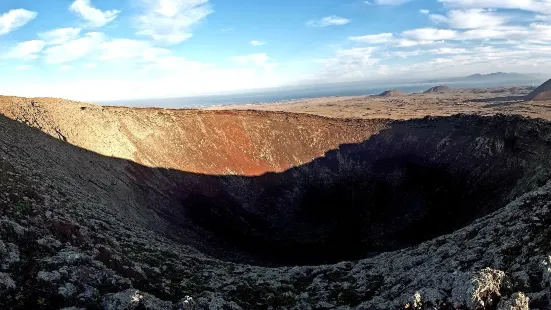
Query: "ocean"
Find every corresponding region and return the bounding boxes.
[98,79,542,109]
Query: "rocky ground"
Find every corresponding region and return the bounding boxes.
[1,89,551,309]
[206,86,551,121]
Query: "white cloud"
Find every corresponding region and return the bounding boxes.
[60,65,73,71]
[402,28,458,41]
[70,0,120,28]
[39,28,82,45]
[233,53,272,68]
[333,47,378,59]
[43,32,105,64]
[429,14,448,24]
[40,33,214,72]
[535,14,551,21]
[16,65,31,71]
[392,23,551,46]
[99,39,171,62]
[229,54,277,75]
[136,0,213,44]
[2,56,285,100]
[349,33,394,44]
[250,40,265,46]
[3,40,45,60]
[144,55,210,72]
[57,36,211,72]
[376,65,390,75]
[314,47,380,81]
[6,68,284,101]
[347,3,551,54]
[396,39,441,47]
[399,43,551,77]
[439,0,551,15]
[306,16,350,27]
[390,50,422,58]
[461,24,551,41]
[0,9,37,35]
[396,20,551,45]
[350,30,453,47]
[99,39,153,61]
[429,47,471,54]
[460,26,529,40]
[302,38,551,84]
[420,9,430,14]
[430,9,509,29]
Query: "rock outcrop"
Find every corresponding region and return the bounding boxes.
[526,79,551,101]
[1,96,551,309]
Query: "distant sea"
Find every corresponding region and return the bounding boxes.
[98,79,542,109]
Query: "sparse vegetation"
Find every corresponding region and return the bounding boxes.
[472,268,508,309]
[502,292,530,310]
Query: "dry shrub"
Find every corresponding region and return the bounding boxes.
[498,292,529,310]
[472,267,507,308]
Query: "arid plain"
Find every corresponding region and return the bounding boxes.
[208,86,551,121]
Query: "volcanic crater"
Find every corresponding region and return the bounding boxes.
[4,99,550,265]
[2,95,551,309]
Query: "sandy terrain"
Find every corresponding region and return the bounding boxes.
[207,86,551,120]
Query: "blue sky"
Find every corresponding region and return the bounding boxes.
[1,0,550,101]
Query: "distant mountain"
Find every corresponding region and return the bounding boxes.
[425,72,547,84]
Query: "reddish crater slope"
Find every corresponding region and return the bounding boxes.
[0,96,388,176]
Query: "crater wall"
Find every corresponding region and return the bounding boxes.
[0,96,388,176]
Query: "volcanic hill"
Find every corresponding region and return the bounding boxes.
[378,89,406,97]
[0,95,551,309]
[526,79,551,101]
[424,85,451,93]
